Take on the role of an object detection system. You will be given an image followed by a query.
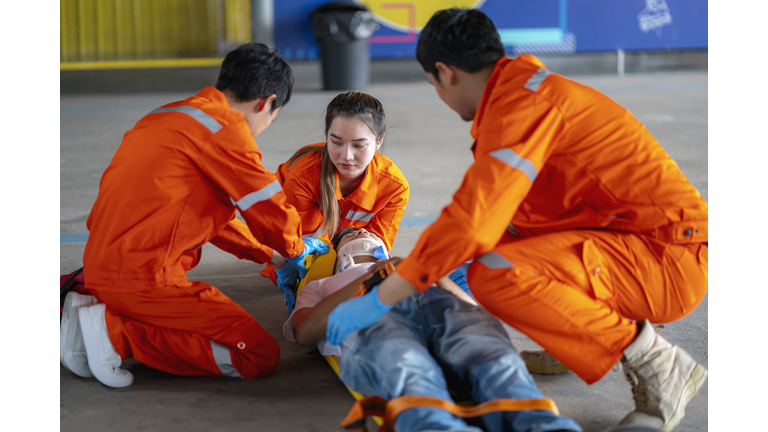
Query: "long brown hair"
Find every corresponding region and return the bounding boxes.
[286,91,387,238]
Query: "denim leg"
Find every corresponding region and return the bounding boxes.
[421,289,582,432]
[340,298,481,432]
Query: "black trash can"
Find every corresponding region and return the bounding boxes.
[311,2,379,91]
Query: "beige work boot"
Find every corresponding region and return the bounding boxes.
[520,349,571,375]
[618,320,707,431]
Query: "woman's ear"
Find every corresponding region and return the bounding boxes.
[376,137,383,151]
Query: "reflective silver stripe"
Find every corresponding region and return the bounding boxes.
[149,106,223,134]
[346,210,375,222]
[489,148,538,184]
[210,341,242,378]
[507,223,519,236]
[476,251,515,269]
[524,68,551,92]
[234,180,282,211]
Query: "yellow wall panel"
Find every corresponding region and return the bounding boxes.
[61,0,252,63]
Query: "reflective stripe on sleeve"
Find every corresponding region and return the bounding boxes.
[489,148,539,184]
[524,68,551,92]
[210,341,243,378]
[476,251,515,269]
[346,210,375,222]
[233,180,282,211]
[149,106,223,134]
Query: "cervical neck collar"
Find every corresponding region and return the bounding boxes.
[335,237,390,274]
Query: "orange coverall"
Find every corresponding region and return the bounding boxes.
[278,143,409,249]
[238,142,409,282]
[395,55,708,384]
[83,87,304,379]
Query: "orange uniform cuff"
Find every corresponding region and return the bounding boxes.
[396,256,433,292]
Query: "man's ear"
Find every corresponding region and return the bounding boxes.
[256,94,277,113]
[434,62,457,86]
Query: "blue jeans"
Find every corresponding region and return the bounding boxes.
[339,288,581,432]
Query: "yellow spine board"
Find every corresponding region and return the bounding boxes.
[300,240,381,426]
[324,355,383,427]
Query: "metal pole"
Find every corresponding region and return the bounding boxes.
[251,0,274,48]
[617,48,625,76]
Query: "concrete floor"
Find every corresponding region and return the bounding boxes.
[60,65,708,431]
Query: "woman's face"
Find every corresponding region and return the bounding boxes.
[335,228,381,250]
[327,116,381,181]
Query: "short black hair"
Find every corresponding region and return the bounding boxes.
[416,8,506,82]
[331,227,357,250]
[216,43,294,112]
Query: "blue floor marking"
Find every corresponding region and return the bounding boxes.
[399,217,436,227]
[60,217,438,244]
[61,233,90,243]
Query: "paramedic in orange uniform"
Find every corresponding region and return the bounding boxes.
[227,91,409,311]
[327,9,707,431]
[58,44,330,388]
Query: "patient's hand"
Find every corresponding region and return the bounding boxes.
[367,257,404,274]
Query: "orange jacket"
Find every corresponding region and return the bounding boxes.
[277,143,409,250]
[397,55,708,291]
[83,87,303,291]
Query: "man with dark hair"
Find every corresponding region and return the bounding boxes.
[215,42,294,111]
[327,8,707,431]
[59,43,329,388]
[415,8,506,83]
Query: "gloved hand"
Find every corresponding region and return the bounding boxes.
[326,286,393,346]
[275,261,300,314]
[287,237,331,279]
[448,262,472,296]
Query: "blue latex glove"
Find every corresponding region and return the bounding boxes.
[448,262,472,296]
[275,262,299,314]
[326,285,393,346]
[287,237,331,279]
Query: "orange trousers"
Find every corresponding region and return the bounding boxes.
[91,281,280,379]
[467,230,707,384]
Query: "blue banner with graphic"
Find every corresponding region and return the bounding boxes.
[274,0,707,61]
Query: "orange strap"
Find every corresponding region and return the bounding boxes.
[350,262,396,299]
[336,395,559,432]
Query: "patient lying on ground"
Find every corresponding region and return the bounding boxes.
[283,228,581,432]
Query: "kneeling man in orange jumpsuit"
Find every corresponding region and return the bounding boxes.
[326,9,707,431]
[59,43,329,388]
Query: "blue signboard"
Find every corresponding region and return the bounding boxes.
[273,0,708,61]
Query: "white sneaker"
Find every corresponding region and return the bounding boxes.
[78,303,134,388]
[520,349,571,375]
[60,292,99,377]
[619,320,707,431]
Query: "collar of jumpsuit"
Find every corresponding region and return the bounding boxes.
[334,156,378,210]
[470,56,545,142]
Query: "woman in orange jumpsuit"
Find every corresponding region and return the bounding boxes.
[59,44,329,388]
[327,9,707,432]
[229,91,409,309]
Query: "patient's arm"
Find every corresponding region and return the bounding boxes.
[292,258,401,346]
[436,276,477,306]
